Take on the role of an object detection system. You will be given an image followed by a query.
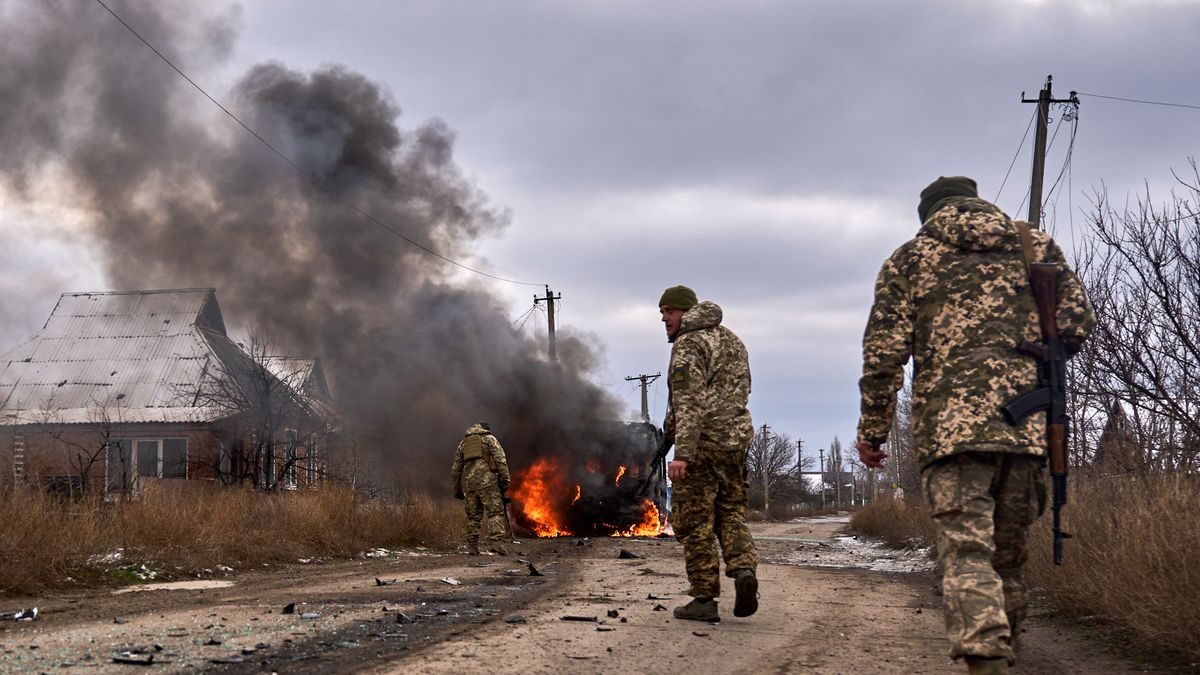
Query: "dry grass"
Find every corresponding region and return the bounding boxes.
[1026,473,1200,661]
[849,496,936,549]
[0,486,466,594]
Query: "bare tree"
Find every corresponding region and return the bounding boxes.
[1072,163,1200,474]
[184,332,335,490]
[746,426,798,512]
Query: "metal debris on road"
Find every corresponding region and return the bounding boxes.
[617,549,641,559]
[560,615,598,622]
[440,577,462,586]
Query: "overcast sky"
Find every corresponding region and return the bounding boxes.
[3,0,1199,462]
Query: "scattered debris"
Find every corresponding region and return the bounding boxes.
[618,549,641,559]
[560,615,598,622]
[440,577,462,586]
[375,577,397,586]
[12,608,38,621]
[504,614,526,624]
[527,562,544,577]
[282,603,296,615]
[112,652,155,666]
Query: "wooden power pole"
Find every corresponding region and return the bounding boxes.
[1022,75,1079,229]
[533,285,562,361]
[624,373,661,422]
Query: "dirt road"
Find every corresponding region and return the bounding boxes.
[0,517,1159,673]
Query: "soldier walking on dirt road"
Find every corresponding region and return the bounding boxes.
[659,285,759,622]
[855,177,1095,674]
[452,421,512,556]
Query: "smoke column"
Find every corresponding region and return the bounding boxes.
[0,0,621,490]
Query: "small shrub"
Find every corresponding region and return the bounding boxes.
[849,496,935,549]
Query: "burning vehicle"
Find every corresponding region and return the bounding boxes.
[511,421,668,537]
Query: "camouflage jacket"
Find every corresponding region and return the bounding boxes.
[663,301,754,462]
[452,424,511,492]
[857,197,1096,468]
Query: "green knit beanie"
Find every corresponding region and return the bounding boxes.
[918,176,978,223]
[658,285,698,310]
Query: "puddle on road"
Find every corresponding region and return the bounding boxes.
[765,534,934,573]
[114,580,236,594]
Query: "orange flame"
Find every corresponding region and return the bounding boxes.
[511,457,571,537]
[614,465,627,486]
[614,499,663,537]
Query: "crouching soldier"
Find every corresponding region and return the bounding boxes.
[452,421,512,555]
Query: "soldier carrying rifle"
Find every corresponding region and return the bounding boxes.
[855,177,1095,674]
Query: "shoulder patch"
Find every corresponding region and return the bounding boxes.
[670,363,690,391]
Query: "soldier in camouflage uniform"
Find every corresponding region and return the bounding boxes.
[659,285,759,622]
[451,422,512,556]
[856,177,1095,674]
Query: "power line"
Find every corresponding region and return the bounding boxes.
[91,0,544,288]
[995,107,1037,203]
[1077,92,1200,111]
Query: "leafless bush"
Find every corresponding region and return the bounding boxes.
[1026,473,1200,660]
[848,496,935,549]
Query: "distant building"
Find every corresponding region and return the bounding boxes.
[0,289,334,496]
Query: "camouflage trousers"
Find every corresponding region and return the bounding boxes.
[923,452,1047,664]
[672,449,758,598]
[464,480,508,545]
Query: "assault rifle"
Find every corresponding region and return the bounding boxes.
[1000,262,1071,565]
[635,430,673,497]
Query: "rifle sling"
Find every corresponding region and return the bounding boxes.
[1014,220,1036,278]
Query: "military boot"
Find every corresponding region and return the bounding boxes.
[466,540,480,556]
[965,656,1010,675]
[673,598,719,622]
[733,568,759,617]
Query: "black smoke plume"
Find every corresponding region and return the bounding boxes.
[0,0,621,491]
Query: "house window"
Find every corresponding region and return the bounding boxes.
[283,429,298,487]
[133,438,189,479]
[307,433,319,486]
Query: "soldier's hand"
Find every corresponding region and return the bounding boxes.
[856,441,888,469]
[668,459,688,482]
[454,490,465,500]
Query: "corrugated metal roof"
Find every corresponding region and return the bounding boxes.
[0,289,233,425]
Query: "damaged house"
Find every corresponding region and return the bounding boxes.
[0,289,336,496]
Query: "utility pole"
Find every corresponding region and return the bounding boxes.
[533,285,562,361]
[1022,75,1079,229]
[818,447,826,511]
[624,373,661,422]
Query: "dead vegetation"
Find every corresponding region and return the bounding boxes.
[1026,473,1200,661]
[848,496,935,549]
[0,486,465,594]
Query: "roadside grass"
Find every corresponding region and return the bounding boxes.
[0,486,466,594]
[849,496,935,548]
[1026,473,1200,661]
